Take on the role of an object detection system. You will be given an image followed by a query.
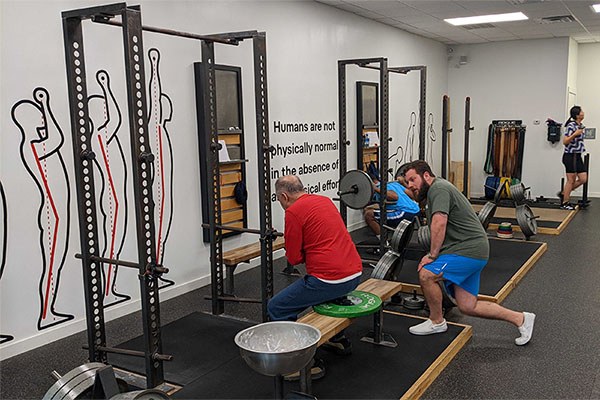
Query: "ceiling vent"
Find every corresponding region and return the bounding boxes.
[463,23,496,30]
[539,15,576,24]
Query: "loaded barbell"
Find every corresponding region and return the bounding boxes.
[515,204,538,239]
[337,170,374,209]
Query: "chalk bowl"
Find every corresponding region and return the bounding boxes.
[235,321,321,377]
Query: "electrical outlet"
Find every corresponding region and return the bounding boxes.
[533,119,541,125]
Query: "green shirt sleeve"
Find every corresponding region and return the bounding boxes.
[430,186,451,216]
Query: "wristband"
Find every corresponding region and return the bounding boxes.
[426,252,437,261]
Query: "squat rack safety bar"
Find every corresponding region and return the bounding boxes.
[62,1,273,389]
[338,58,390,255]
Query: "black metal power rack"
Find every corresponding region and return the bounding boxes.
[62,1,272,388]
[338,58,426,252]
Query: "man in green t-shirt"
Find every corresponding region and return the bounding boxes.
[402,160,535,346]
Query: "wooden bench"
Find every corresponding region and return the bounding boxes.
[222,236,286,294]
[295,278,403,392]
[298,278,403,346]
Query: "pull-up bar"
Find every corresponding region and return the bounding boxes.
[91,16,257,45]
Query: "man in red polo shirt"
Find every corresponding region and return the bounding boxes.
[268,175,362,358]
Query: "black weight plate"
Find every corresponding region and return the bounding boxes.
[478,201,497,230]
[338,170,373,210]
[417,225,430,251]
[389,219,414,253]
[510,182,526,203]
[371,250,404,281]
[516,204,537,237]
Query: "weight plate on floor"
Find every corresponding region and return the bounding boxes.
[516,204,537,238]
[43,362,106,400]
[389,219,414,253]
[477,201,497,230]
[417,225,430,251]
[371,250,404,281]
[338,170,373,209]
[510,182,526,203]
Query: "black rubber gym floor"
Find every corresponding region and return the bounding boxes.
[2,201,598,399]
[488,216,560,228]
[108,311,467,399]
[357,237,545,298]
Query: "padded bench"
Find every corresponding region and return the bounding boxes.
[222,237,286,295]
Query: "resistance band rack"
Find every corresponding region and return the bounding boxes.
[63,1,274,389]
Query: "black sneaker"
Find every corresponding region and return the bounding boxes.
[560,202,575,210]
[284,358,325,381]
[321,336,352,356]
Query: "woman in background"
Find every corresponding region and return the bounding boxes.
[561,105,587,210]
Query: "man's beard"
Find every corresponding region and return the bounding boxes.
[416,180,431,202]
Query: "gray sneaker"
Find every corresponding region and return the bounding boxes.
[409,319,448,335]
[515,312,536,345]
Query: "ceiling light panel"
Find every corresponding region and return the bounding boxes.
[445,12,528,26]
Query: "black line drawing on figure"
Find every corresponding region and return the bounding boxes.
[11,88,75,330]
[0,181,14,343]
[87,70,132,308]
[148,48,175,289]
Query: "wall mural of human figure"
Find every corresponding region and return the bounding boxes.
[11,87,74,330]
[148,48,175,289]
[0,181,14,343]
[87,70,131,307]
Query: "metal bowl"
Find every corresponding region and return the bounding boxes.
[234,321,321,376]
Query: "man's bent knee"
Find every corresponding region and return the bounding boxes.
[418,268,440,284]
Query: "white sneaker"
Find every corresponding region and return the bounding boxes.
[409,319,448,336]
[515,312,536,346]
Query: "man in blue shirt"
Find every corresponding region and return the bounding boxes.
[364,168,420,238]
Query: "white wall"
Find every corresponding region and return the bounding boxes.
[576,43,600,197]
[447,38,570,199]
[0,0,448,359]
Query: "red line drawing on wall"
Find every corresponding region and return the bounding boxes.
[87,70,131,307]
[11,88,74,330]
[148,48,175,289]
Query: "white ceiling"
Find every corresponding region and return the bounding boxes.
[315,0,600,44]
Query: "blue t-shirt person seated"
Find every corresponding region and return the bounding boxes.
[363,167,420,238]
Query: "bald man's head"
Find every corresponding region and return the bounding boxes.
[275,175,304,196]
[275,175,305,210]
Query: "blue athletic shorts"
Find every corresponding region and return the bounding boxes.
[423,254,488,297]
[374,209,419,227]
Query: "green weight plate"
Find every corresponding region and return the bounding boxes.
[313,291,382,318]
